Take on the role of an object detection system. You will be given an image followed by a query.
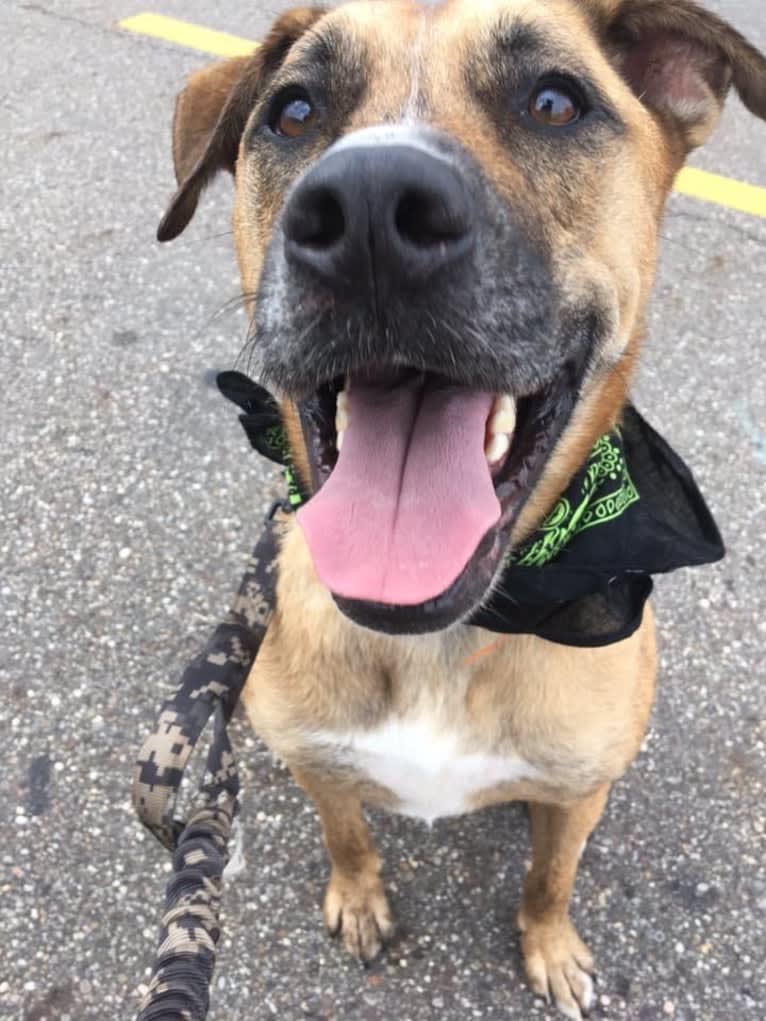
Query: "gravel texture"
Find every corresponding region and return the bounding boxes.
[1,2,764,1020]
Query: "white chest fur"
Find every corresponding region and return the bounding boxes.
[312,717,541,824]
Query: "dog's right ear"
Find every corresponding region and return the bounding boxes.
[157,7,325,242]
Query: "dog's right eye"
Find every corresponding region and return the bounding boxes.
[269,89,319,139]
[527,78,585,128]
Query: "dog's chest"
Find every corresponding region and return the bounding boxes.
[312,716,541,823]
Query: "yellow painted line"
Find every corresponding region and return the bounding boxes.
[118,13,256,58]
[674,166,766,220]
[119,12,766,220]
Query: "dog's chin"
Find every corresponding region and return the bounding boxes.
[291,362,581,636]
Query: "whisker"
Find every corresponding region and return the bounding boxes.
[208,291,258,325]
[164,230,235,249]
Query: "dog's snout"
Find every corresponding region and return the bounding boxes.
[283,144,475,293]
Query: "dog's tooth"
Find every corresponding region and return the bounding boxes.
[335,393,349,452]
[485,432,510,464]
[335,407,349,433]
[490,408,517,435]
[489,395,517,436]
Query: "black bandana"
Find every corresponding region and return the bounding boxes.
[217,372,724,648]
[470,405,724,645]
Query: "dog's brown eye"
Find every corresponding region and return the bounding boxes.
[272,92,318,139]
[528,83,581,126]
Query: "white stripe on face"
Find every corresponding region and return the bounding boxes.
[327,124,456,167]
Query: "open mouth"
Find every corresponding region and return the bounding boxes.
[296,365,579,634]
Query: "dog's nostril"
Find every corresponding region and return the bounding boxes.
[394,190,466,248]
[293,189,345,248]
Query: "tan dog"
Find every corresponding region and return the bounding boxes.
[157,2,766,1017]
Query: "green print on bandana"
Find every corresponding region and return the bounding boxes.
[264,424,304,509]
[511,430,640,568]
[264,424,290,461]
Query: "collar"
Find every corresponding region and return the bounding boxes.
[218,372,724,647]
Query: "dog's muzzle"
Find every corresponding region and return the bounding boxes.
[251,126,602,632]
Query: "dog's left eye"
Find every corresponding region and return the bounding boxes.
[270,89,319,138]
[528,80,583,127]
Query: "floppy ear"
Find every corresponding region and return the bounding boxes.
[597,0,766,151]
[157,7,325,242]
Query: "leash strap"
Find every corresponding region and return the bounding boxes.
[133,520,281,1021]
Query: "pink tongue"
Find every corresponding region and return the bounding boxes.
[297,380,500,606]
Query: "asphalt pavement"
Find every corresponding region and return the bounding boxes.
[1,2,764,1020]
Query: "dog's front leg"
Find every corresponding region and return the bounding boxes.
[518,784,609,1019]
[293,770,396,962]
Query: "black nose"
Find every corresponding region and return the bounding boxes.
[283,144,475,296]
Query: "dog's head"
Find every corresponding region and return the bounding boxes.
[159,0,766,634]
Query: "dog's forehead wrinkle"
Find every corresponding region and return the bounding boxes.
[492,13,552,53]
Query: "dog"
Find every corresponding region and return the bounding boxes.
[156,2,766,1016]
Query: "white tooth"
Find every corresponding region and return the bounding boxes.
[335,407,349,433]
[337,390,349,412]
[485,432,510,464]
[336,429,345,451]
[489,395,517,436]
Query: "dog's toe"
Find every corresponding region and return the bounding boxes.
[520,915,595,1020]
[323,868,396,962]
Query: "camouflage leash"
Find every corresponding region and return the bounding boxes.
[132,517,282,1021]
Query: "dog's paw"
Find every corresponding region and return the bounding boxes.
[518,912,595,1020]
[323,867,396,962]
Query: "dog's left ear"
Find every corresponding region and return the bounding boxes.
[157,7,325,242]
[596,0,766,152]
